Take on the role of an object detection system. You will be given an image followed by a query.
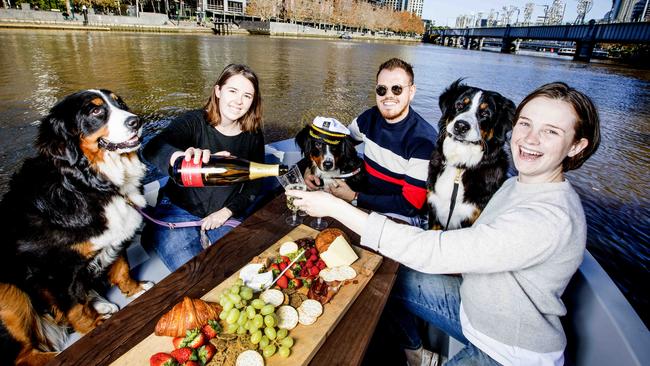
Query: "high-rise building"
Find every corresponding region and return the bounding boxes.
[405,0,423,17]
[381,0,422,17]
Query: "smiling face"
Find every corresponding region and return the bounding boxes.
[215,74,255,125]
[511,97,588,183]
[375,68,415,123]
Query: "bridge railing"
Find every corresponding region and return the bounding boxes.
[427,22,650,43]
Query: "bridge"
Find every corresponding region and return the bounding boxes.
[424,20,650,61]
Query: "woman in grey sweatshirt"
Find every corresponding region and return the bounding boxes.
[288,82,601,366]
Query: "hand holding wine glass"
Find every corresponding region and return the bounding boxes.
[276,165,308,226]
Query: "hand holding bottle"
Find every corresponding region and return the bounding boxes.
[169,147,231,167]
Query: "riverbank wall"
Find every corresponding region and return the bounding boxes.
[240,20,420,42]
[0,10,419,41]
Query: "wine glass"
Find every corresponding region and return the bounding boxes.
[277,165,307,226]
[308,185,329,230]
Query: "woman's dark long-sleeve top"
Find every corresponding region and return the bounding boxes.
[143,109,265,218]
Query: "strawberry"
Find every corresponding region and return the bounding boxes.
[198,344,217,364]
[285,269,295,279]
[279,262,287,271]
[180,328,205,349]
[276,275,289,289]
[316,259,326,270]
[289,278,303,289]
[270,263,280,277]
[282,256,291,264]
[172,336,184,349]
[310,266,320,276]
[150,352,178,366]
[303,278,313,288]
[171,348,197,364]
[181,362,199,366]
[201,319,221,340]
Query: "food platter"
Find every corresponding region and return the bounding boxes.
[111,224,382,366]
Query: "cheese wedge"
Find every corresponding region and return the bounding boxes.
[319,235,359,268]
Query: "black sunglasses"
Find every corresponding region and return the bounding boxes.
[375,84,410,97]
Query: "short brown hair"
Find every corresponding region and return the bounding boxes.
[204,64,263,132]
[376,58,414,85]
[514,82,600,172]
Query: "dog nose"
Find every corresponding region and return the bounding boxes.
[323,160,334,170]
[453,120,470,135]
[125,116,141,129]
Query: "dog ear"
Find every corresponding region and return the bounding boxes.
[438,78,469,131]
[37,112,80,167]
[294,125,311,156]
[340,137,361,171]
[493,94,516,143]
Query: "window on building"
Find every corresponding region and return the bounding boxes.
[228,1,243,13]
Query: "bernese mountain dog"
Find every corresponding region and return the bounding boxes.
[0,89,153,366]
[427,79,516,230]
[295,121,365,191]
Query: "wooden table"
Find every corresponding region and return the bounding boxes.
[49,194,400,366]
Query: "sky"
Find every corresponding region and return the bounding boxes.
[422,0,614,26]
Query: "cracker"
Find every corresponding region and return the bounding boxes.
[259,289,284,307]
[276,305,299,330]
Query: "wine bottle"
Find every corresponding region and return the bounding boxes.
[170,156,289,187]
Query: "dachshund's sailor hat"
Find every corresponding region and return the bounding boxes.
[310,116,349,145]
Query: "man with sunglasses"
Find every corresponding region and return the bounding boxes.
[306,58,437,225]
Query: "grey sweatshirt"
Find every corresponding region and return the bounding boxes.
[361,177,586,353]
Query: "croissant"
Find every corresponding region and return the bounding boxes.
[155,297,222,337]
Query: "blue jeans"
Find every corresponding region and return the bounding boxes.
[389,266,501,366]
[143,196,236,272]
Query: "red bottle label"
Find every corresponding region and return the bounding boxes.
[180,159,204,187]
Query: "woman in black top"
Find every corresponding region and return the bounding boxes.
[143,64,265,271]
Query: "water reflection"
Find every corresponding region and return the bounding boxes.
[0,30,648,326]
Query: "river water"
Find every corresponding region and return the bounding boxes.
[0,29,648,326]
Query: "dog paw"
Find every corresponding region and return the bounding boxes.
[92,300,119,316]
[129,281,154,298]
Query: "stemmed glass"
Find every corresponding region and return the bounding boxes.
[308,185,329,230]
[277,165,307,226]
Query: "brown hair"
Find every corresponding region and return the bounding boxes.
[514,82,600,172]
[204,64,263,132]
[376,58,414,85]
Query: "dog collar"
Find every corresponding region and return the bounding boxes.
[309,124,346,145]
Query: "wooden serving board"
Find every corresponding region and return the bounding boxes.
[111,224,383,366]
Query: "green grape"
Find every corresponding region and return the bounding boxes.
[260,304,275,315]
[250,330,263,344]
[264,314,277,328]
[264,326,277,340]
[276,328,288,340]
[252,314,264,329]
[227,293,241,304]
[225,323,238,334]
[234,301,245,309]
[240,287,254,300]
[278,346,291,358]
[259,335,270,349]
[222,299,234,313]
[237,310,248,325]
[251,299,265,309]
[219,309,229,320]
[262,344,277,358]
[244,320,252,330]
[235,279,244,286]
[226,308,240,324]
[230,285,241,294]
[280,336,294,348]
[246,305,256,319]
[219,293,227,305]
[237,325,247,335]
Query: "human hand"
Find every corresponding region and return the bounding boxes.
[169,148,231,166]
[286,190,341,218]
[304,169,321,190]
[326,179,356,202]
[201,207,233,231]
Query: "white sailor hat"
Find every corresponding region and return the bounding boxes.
[312,116,349,136]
